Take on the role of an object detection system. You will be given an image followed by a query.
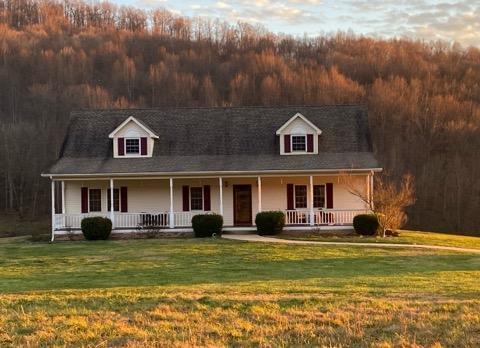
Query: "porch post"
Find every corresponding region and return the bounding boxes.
[51,179,55,242]
[309,175,314,226]
[219,177,223,216]
[169,178,174,228]
[370,171,375,210]
[366,174,370,210]
[61,180,66,228]
[257,176,262,213]
[109,178,114,228]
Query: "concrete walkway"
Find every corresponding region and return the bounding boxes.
[222,233,480,254]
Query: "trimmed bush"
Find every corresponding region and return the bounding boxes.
[255,211,285,235]
[191,214,223,238]
[353,214,379,236]
[81,217,112,240]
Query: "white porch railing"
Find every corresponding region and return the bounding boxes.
[285,209,369,226]
[285,210,311,225]
[54,211,209,230]
[54,213,110,230]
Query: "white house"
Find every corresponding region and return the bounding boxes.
[42,106,381,239]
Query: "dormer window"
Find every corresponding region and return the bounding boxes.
[276,113,322,155]
[125,138,140,155]
[291,135,307,152]
[109,116,159,158]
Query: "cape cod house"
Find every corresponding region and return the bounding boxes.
[42,106,381,240]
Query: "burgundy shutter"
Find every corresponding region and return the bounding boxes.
[182,186,190,211]
[81,187,88,213]
[120,187,128,212]
[284,135,291,153]
[140,137,147,155]
[326,183,333,209]
[118,138,125,156]
[307,134,314,152]
[287,184,294,210]
[107,189,111,212]
[203,185,211,211]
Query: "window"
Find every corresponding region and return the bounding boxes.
[190,187,203,210]
[89,189,102,212]
[107,188,120,212]
[291,135,306,152]
[313,185,325,208]
[294,185,307,209]
[125,138,140,154]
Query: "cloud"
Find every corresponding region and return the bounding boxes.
[132,0,480,46]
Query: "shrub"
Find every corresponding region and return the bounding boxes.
[255,211,285,235]
[191,214,223,238]
[353,214,379,236]
[81,217,112,240]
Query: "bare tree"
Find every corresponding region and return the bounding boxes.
[341,173,415,237]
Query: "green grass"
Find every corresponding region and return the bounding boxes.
[279,230,480,249]
[0,237,479,347]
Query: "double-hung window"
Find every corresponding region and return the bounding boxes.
[313,185,325,208]
[294,185,307,209]
[89,189,102,212]
[291,135,306,152]
[190,187,203,211]
[125,138,140,155]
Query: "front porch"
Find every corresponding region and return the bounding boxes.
[50,173,373,236]
[53,209,368,232]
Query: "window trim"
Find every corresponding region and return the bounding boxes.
[190,186,204,211]
[313,184,326,209]
[124,137,141,156]
[293,184,308,209]
[88,188,102,212]
[291,134,307,152]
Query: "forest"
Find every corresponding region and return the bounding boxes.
[0,0,479,233]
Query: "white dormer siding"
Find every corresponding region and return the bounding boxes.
[109,116,158,158]
[276,113,322,155]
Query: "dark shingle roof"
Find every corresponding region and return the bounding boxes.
[46,106,380,175]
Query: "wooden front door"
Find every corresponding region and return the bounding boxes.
[233,185,252,226]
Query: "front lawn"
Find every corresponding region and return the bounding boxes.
[0,237,479,346]
[279,230,480,249]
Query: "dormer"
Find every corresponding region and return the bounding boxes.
[109,116,159,158]
[276,113,322,155]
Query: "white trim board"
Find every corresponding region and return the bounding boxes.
[108,116,159,139]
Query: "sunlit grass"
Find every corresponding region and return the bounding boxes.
[0,237,479,346]
[280,230,480,249]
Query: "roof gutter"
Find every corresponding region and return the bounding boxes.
[41,167,383,178]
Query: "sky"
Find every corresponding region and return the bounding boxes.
[118,0,480,47]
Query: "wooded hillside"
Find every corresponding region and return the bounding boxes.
[1,0,479,233]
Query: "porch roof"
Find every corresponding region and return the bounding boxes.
[44,105,380,176]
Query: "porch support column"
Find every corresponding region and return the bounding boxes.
[366,174,371,210]
[257,176,262,213]
[109,179,115,228]
[51,179,55,242]
[309,175,314,226]
[169,178,174,228]
[370,171,374,210]
[219,177,223,216]
[61,180,66,229]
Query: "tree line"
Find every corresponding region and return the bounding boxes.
[0,0,479,233]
